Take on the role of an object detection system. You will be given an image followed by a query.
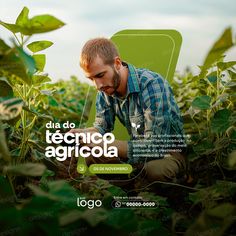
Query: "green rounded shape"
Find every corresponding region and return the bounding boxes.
[89,164,133,174]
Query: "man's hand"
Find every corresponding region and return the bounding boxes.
[68,127,98,134]
[68,128,84,134]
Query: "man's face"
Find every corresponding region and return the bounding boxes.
[83,56,121,96]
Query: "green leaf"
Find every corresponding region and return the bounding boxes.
[0,98,23,121]
[138,220,170,236]
[0,176,15,206]
[189,181,236,207]
[16,46,36,77]
[59,208,108,227]
[81,209,108,227]
[0,43,35,85]
[59,210,83,226]
[33,54,46,71]
[0,121,11,162]
[193,140,214,155]
[30,15,65,32]
[27,40,53,53]
[231,130,236,140]
[211,109,232,133]
[186,203,236,236]
[207,71,217,84]
[228,150,236,168]
[15,6,29,26]
[3,163,46,176]
[1,7,65,36]
[0,21,21,33]
[39,169,55,190]
[0,207,22,233]
[28,180,79,204]
[207,75,217,84]
[22,106,53,120]
[192,95,211,110]
[48,96,58,106]
[0,77,13,98]
[204,27,233,67]
[32,75,51,84]
[200,28,234,77]
[107,185,127,197]
[107,209,138,231]
[22,196,61,235]
[228,70,236,80]
[207,203,236,219]
[0,50,29,84]
[217,61,236,71]
[31,149,46,160]
[0,39,11,54]
[22,15,65,35]
[47,180,79,201]
[10,147,21,157]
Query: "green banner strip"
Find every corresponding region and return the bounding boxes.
[89,164,133,174]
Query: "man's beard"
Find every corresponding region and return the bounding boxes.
[113,68,121,92]
[100,68,121,96]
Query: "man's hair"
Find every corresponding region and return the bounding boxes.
[80,38,119,70]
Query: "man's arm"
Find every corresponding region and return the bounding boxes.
[69,127,98,134]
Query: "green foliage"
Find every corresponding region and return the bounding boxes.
[3,163,46,177]
[0,6,68,166]
[0,7,65,35]
[192,95,211,110]
[200,27,234,78]
[32,54,46,71]
[0,39,36,85]
[170,27,236,235]
[186,203,236,236]
[0,77,14,98]
[211,109,232,133]
[173,27,236,165]
[39,76,93,127]
[27,40,53,53]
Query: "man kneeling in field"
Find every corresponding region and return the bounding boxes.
[70,38,187,183]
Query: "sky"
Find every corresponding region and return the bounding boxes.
[0,0,236,82]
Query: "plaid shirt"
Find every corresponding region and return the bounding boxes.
[94,63,184,164]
